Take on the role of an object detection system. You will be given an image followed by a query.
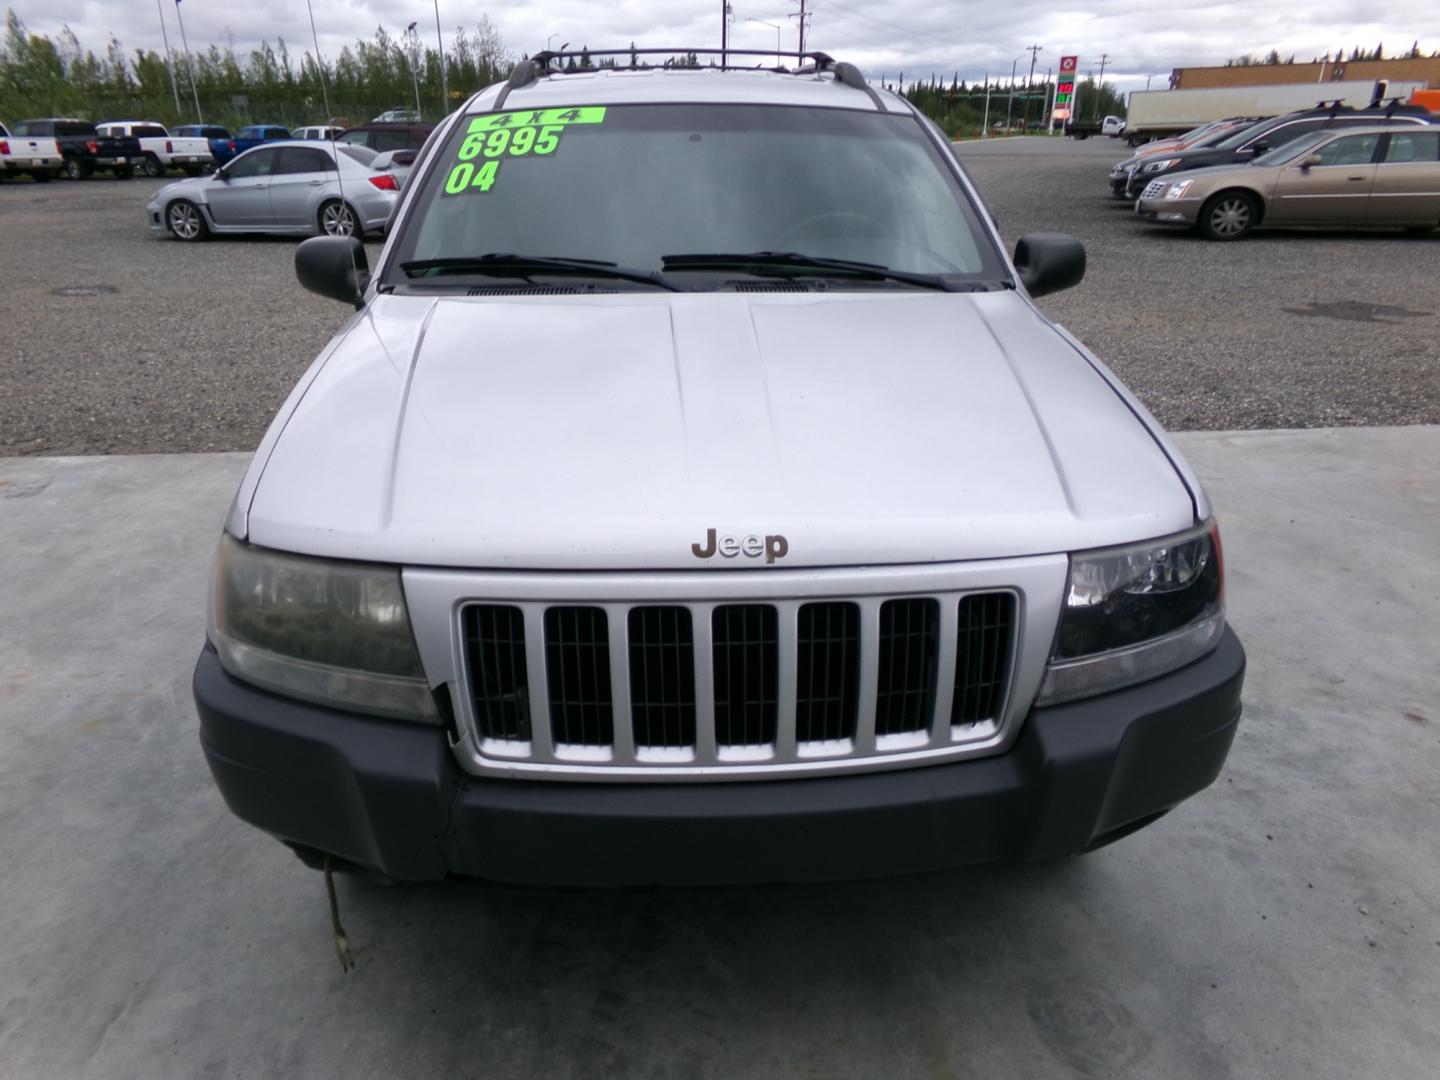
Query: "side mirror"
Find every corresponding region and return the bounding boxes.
[1299,154,1323,170]
[1014,233,1086,298]
[295,236,371,308]
[1248,141,1269,154]
[212,167,227,181]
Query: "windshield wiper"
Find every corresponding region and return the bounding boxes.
[400,254,680,292]
[661,251,962,291]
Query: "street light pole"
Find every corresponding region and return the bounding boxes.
[172,0,204,122]
[433,0,448,112]
[747,18,781,66]
[1095,53,1111,121]
[304,0,331,119]
[405,23,423,119]
[153,0,182,115]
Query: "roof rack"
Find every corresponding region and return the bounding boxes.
[492,48,883,111]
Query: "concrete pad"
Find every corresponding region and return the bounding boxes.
[1,429,1437,1079]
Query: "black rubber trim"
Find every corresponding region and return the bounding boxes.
[195,628,1244,885]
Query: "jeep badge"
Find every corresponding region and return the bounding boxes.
[691,528,789,564]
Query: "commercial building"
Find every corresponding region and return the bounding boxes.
[1170,57,1440,91]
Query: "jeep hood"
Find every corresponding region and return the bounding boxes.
[242,290,1195,569]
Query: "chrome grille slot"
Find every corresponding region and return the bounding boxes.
[628,606,696,749]
[952,593,1015,727]
[463,604,532,742]
[712,604,778,749]
[544,606,613,749]
[874,598,939,737]
[795,602,860,745]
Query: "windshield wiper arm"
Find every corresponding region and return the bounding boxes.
[400,254,680,292]
[661,251,959,291]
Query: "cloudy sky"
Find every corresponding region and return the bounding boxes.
[9,0,1438,91]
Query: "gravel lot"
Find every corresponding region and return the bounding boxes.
[2,140,1437,456]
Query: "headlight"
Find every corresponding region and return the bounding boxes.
[209,535,438,722]
[1036,522,1225,706]
[1142,158,1181,173]
[1165,180,1194,199]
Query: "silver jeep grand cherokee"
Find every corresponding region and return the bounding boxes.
[194,50,1244,885]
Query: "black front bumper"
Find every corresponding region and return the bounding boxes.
[195,629,1245,886]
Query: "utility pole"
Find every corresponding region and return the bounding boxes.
[304,0,331,119]
[154,0,182,115]
[790,0,809,57]
[982,74,991,137]
[1021,43,1042,128]
[721,0,730,65]
[1095,53,1111,121]
[173,0,203,122]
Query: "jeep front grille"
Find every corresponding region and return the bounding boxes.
[456,590,1018,776]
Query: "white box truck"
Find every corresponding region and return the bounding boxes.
[1122,79,1426,145]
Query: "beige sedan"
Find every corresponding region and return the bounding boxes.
[1135,125,1440,240]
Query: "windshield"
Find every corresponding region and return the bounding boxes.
[1253,130,1333,165]
[387,103,1004,289]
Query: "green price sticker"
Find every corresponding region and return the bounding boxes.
[444,159,499,195]
[457,124,562,162]
[443,107,605,196]
[466,106,607,134]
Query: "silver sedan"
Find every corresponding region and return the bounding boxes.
[146,141,400,241]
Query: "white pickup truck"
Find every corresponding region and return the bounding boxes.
[0,120,63,181]
[96,121,212,177]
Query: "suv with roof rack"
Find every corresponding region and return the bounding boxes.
[1122,98,1436,200]
[194,48,1245,887]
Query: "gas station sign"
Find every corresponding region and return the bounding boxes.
[1054,55,1078,121]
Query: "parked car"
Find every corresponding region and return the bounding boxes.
[1108,117,1269,198]
[11,118,141,178]
[293,125,346,141]
[146,141,399,241]
[96,121,212,177]
[1122,101,1436,200]
[173,124,231,142]
[371,107,422,123]
[0,120,62,181]
[1137,125,1440,239]
[210,124,291,166]
[335,121,435,153]
[194,52,1245,887]
[1102,115,1126,136]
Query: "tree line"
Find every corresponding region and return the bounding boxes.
[0,10,511,129]
[1226,41,1434,67]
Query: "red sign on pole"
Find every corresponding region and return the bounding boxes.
[1053,57,1079,125]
